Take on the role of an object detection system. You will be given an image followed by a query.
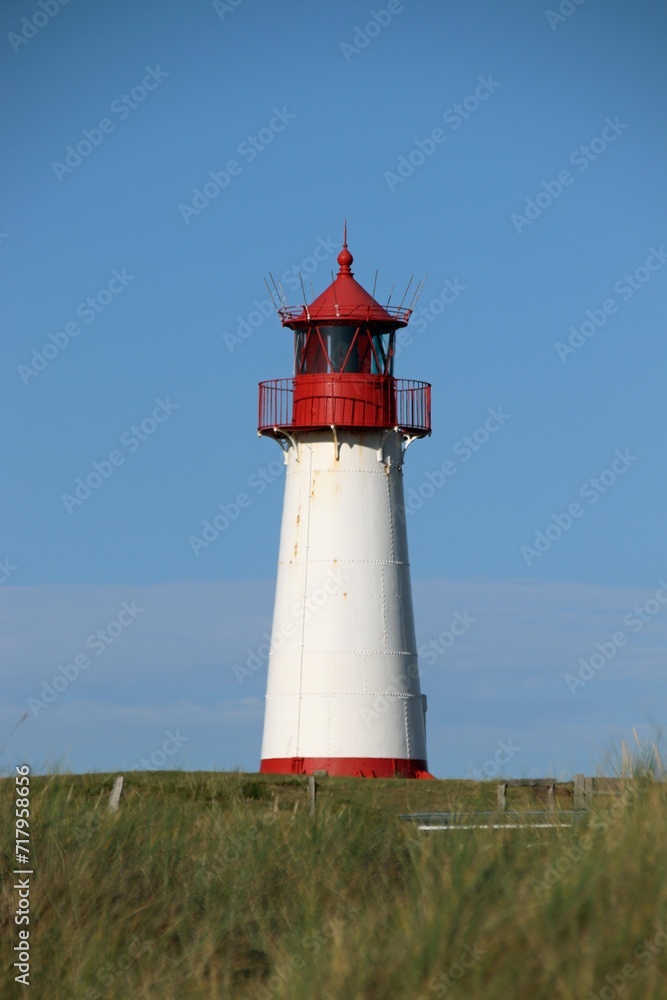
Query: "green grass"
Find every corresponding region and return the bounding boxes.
[1,766,666,999]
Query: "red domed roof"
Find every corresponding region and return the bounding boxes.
[279,239,410,328]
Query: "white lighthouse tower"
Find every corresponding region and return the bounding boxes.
[258,233,433,778]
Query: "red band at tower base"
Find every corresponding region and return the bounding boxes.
[260,756,434,779]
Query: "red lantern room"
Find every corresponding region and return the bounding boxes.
[258,235,431,438]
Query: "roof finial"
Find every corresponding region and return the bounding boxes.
[337,219,353,275]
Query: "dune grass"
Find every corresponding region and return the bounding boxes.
[1,759,666,999]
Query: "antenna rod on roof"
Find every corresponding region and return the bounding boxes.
[277,281,288,308]
[398,274,414,311]
[298,271,310,320]
[407,276,423,311]
[409,274,428,312]
[264,276,281,313]
[269,272,286,308]
[385,283,395,309]
[371,269,378,300]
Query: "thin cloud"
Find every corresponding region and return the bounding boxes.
[1,577,664,776]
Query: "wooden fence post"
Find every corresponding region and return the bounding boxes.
[585,776,594,804]
[547,781,556,811]
[108,776,124,813]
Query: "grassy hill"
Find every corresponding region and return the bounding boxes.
[1,768,666,999]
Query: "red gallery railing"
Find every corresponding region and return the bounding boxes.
[258,377,431,437]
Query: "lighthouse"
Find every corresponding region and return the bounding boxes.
[258,232,433,778]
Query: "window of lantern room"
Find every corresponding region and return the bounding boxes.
[295,326,395,375]
[319,326,358,372]
[371,331,395,376]
[296,325,357,374]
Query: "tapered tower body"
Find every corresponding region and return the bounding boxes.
[258,235,433,778]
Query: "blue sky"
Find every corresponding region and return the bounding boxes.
[2,0,666,777]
